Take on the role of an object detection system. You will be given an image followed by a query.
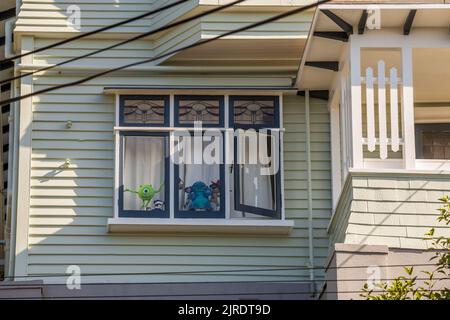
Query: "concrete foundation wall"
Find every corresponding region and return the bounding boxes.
[0,281,315,300]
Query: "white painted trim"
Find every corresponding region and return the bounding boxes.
[169,94,175,219]
[401,47,416,170]
[416,159,450,172]
[365,67,375,152]
[349,167,450,176]
[320,4,450,10]
[114,127,283,132]
[279,93,286,221]
[107,218,294,235]
[113,94,120,219]
[14,36,34,279]
[378,61,388,160]
[363,159,403,170]
[415,160,450,171]
[330,93,342,213]
[362,160,450,171]
[224,94,231,220]
[294,5,319,88]
[350,39,364,168]
[349,31,450,49]
[105,89,289,96]
[390,68,400,152]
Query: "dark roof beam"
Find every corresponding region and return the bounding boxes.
[321,9,353,34]
[358,10,368,35]
[305,61,339,72]
[403,10,417,35]
[313,31,349,42]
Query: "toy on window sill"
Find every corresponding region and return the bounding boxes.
[209,180,220,211]
[152,199,165,211]
[125,183,164,210]
[184,181,212,211]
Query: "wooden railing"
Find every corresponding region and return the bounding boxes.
[361,60,403,160]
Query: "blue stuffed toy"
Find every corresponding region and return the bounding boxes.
[185,181,212,211]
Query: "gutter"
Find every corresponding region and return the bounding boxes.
[16,64,298,74]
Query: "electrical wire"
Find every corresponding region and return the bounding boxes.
[0,0,331,107]
[0,0,248,86]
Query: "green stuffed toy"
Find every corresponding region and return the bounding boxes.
[125,183,164,209]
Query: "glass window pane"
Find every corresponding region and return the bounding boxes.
[122,96,167,125]
[175,134,223,215]
[232,97,277,127]
[176,96,222,126]
[123,136,166,212]
[421,131,450,160]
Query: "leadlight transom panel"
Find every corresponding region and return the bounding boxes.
[120,95,169,126]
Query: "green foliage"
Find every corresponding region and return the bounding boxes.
[361,196,450,300]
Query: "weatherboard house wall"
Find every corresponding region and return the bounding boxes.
[1,0,333,298]
[3,0,450,300]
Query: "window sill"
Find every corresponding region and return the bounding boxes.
[107,218,294,235]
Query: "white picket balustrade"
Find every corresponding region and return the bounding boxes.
[361,60,402,160]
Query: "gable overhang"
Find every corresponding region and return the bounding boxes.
[295,3,450,91]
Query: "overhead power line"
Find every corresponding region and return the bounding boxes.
[0,0,190,64]
[0,0,331,107]
[0,0,247,85]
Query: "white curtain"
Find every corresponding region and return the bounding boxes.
[123,136,165,210]
[178,140,220,210]
[238,132,274,211]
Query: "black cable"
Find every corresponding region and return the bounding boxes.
[0,0,247,86]
[0,0,331,107]
[0,0,190,64]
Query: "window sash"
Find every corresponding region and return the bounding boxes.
[173,131,226,219]
[233,129,282,219]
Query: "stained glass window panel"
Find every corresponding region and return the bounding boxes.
[175,96,223,126]
[122,96,168,126]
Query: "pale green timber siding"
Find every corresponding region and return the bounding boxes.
[27,74,331,283]
[15,0,313,38]
[330,173,450,250]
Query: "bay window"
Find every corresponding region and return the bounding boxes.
[113,93,287,229]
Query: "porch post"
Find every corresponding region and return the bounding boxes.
[401,47,416,169]
[350,39,363,168]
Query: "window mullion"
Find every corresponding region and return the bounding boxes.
[224,95,231,220]
[169,94,175,219]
